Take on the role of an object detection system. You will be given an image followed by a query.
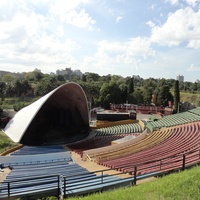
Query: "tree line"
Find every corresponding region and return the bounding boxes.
[0,69,200,112]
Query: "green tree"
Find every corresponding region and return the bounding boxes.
[143,78,156,105]
[13,79,22,97]
[57,75,65,82]
[193,82,198,92]
[128,77,134,94]
[85,73,100,82]
[0,82,6,99]
[34,76,60,96]
[82,74,87,82]
[99,81,123,109]
[119,83,128,103]
[33,69,44,81]
[99,74,112,83]
[156,85,173,106]
[80,82,100,107]
[127,88,144,104]
[174,80,180,113]
[20,80,33,97]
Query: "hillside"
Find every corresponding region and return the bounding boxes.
[180,92,200,108]
[0,70,24,80]
[66,166,200,200]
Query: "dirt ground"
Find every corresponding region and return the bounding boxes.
[71,151,157,184]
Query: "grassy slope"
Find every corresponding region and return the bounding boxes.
[0,130,17,154]
[180,92,200,106]
[63,166,200,200]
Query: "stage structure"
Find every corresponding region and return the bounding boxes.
[3,83,90,145]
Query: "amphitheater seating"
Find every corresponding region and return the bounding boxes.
[0,145,126,199]
[67,135,123,157]
[98,122,200,175]
[10,145,67,155]
[95,123,142,136]
[189,107,200,116]
[0,151,72,167]
[1,108,200,199]
[95,128,173,162]
[82,130,148,161]
[148,110,200,129]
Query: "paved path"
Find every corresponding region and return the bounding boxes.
[71,151,157,184]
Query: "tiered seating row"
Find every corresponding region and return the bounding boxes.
[0,152,72,167]
[82,130,148,161]
[0,161,123,199]
[149,111,200,129]
[189,107,200,116]
[0,153,125,199]
[4,162,90,181]
[99,123,200,175]
[95,128,173,162]
[95,123,142,136]
[10,145,67,155]
[67,135,123,157]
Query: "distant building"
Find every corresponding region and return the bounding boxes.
[34,68,42,73]
[195,79,200,83]
[133,75,141,80]
[50,72,56,76]
[73,69,82,77]
[176,75,184,82]
[56,68,72,77]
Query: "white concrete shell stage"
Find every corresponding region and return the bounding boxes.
[3,83,90,145]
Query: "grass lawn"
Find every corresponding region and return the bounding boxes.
[0,130,17,154]
[62,166,200,200]
[180,92,200,106]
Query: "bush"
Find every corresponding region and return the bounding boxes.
[13,102,26,111]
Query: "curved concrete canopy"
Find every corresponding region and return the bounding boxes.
[3,83,90,145]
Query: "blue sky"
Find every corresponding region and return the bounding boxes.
[0,0,200,82]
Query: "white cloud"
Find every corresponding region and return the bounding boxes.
[77,37,155,75]
[149,4,157,10]
[65,9,96,30]
[146,20,155,28]
[0,0,7,7]
[48,0,96,31]
[187,63,200,71]
[0,0,88,73]
[150,7,200,47]
[96,37,154,61]
[116,16,123,23]
[185,0,200,7]
[187,39,200,49]
[56,25,65,37]
[165,0,179,5]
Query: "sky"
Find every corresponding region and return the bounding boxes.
[0,0,200,82]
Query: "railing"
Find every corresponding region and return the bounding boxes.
[1,149,200,199]
[0,174,61,199]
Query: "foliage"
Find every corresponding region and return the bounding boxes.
[0,70,199,110]
[0,81,6,98]
[142,78,156,105]
[34,76,62,96]
[99,81,123,109]
[13,102,27,111]
[127,76,134,94]
[174,80,180,113]
[156,80,173,106]
[128,88,144,104]
[85,72,100,82]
